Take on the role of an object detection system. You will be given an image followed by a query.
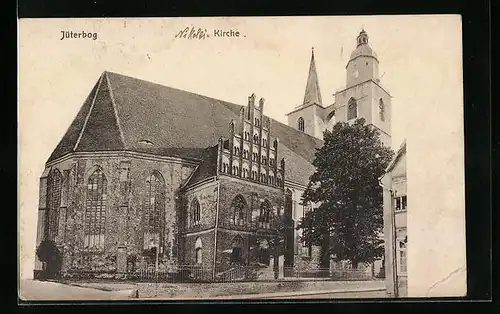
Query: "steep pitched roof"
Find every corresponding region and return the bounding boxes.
[47,71,324,185]
[183,145,219,188]
[302,48,323,106]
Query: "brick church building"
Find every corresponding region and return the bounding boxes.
[34,30,391,277]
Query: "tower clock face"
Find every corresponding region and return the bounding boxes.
[352,70,359,78]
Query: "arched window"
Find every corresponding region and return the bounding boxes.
[47,169,63,240]
[231,195,247,226]
[379,99,385,121]
[347,98,357,120]
[259,200,271,227]
[195,237,203,264]
[297,117,305,132]
[143,172,166,253]
[191,198,201,227]
[84,168,107,251]
[230,235,244,265]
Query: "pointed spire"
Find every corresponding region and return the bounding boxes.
[302,47,323,106]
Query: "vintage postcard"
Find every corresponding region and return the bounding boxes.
[18,15,466,301]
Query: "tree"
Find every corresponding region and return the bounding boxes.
[298,118,394,269]
[36,239,62,278]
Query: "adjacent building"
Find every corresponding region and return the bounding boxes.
[381,140,407,296]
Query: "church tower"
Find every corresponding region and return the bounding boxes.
[333,29,392,147]
[286,48,327,139]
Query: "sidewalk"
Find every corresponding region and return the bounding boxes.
[19,279,138,301]
[136,280,385,299]
[21,279,385,300]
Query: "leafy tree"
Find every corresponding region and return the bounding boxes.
[298,118,394,269]
[36,239,62,278]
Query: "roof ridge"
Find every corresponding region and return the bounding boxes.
[105,70,324,147]
[104,72,127,148]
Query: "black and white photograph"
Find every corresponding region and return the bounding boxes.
[18,16,466,300]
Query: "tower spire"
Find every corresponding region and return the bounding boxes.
[302,47,323,106]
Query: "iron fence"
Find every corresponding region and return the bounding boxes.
[137,264,260,283]
[59,264,373,282]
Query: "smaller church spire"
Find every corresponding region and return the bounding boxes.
[302,47,323,106]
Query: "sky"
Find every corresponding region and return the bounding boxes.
[19,15,465,296]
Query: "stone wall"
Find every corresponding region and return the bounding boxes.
[37,152,196,274]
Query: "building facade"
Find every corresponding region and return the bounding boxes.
[34,73,323,277]
[381,140,407,296]
[34,29,391,278]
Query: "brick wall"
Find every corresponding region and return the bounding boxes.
[184,230,215,266]
[218,176,283,230]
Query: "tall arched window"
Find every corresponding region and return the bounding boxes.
[47,169,63,240]
[297,117,305,132]
[230,195,247,226]
[379,98,385,121]
[143,172,165,253]
[347,98,357,120]
[259,200,271,228]
[195,237,203,264]
[84,168,107,251]
[190,198,201,227]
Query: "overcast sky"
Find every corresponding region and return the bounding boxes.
[19,16,464,294]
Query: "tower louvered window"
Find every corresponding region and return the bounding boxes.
[348,98,358,120]
[298,117,305,132]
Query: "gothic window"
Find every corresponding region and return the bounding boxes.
[195,237,203,264]
[379,99,385,121]
[261,156,266,164]
[298,117,305,132]
[347,98,357,120]
[259,200,271,227]
[222,162,229,173]
[143,172,166,252]
[231,195,247,226]
[273,139,278,149]
[84,168,107,251]
[190,198,201,227]
[47,169,63,240]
